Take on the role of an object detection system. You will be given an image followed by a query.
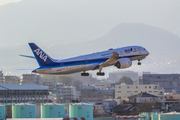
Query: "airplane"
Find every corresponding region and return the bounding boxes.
[20,43,149,76]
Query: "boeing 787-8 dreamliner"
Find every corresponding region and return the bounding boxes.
[20,43,149,76]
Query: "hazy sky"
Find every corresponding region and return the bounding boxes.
[0,0,22,6]
[0,0,180,75]
[0,0,180,42]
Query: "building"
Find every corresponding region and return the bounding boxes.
[22,74,43,85]
[94,83,111,90]
[112,104,138,115]
[0,71,3,83]
[164,92,180,111]
[127,92,158,103]
[68,72,94,85]
[81,86,114,102]
[108,71,138,82]
[93,103,105,116]
[115,84,165,104]
[0,84,49,103]
[4,75,19,84]
[165,92,180,103]
[43,80,57,90]
[56,85,76,103]
[76,91,81,101]
[138,73,180,93]
[103,99,117,114]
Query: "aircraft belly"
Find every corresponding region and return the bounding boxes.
[130,55,147,61]
[51,64,93,74]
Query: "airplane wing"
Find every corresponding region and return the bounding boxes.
[93,52,119,71]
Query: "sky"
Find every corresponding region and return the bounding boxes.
[0,0,180,76]
[0,0,22,6]
[0,0,180,41]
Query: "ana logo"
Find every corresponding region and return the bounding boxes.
[34,48,47,62]
[124,48,132,53]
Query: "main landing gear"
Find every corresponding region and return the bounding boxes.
[81,72,89,76]
[138,60,141,65]
[96,70,105,76]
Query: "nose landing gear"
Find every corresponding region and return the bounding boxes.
[138,60,141,65]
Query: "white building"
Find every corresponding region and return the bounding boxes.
[56,86,76,103]
[93,103,105,115]
[115,84,165,104]
[0,71,3,83]
[4,75,19,84]
[43,80,57,90]
[22,74,43,85]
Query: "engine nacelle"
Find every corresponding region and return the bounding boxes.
[114,58,132,69]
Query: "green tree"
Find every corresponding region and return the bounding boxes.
[116,76,133,85]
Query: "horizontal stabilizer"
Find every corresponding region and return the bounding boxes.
[19,54,35,59]
[17,68,35,70]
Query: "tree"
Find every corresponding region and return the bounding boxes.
[116,76,133,85]
[137,101,157,113]
[137,101,158,120]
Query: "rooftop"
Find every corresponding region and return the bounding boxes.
[128,92,157,99]
[0,84,48,90]
[82,86,94,89]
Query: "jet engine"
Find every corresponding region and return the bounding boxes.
[114,58,132,69]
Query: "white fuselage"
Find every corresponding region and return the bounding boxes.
[35,46,149,74]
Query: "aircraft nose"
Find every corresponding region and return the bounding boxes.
[145,50,149,56]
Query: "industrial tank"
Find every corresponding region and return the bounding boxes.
[139,113,151,120]
[0,105,5,120]
[151,113,159,120]
[159,112,180,120]
[41,103,65,118]
[12,103,36,118]
[69,103,93,120]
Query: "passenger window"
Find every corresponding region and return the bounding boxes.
[138,47,141,51]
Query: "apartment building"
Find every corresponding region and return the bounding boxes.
[115,84,165,104]
[81,86,114,102]
[138,73,180,93]
[43,80,57,90]
[22,74,43,85]
[4,75,19,84]
[56,85,76,103]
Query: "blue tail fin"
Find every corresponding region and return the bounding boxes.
[28,43,55,66]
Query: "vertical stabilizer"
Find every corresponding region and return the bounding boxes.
[28,43,55,66]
